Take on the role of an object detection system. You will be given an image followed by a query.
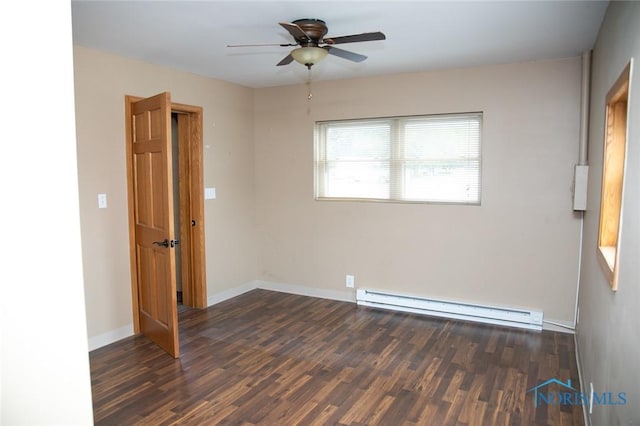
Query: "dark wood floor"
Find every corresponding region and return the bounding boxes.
[90,289,584,425]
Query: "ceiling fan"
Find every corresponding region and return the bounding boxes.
[228,19,386,69]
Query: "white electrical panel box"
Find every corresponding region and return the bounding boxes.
[573,165,589,211]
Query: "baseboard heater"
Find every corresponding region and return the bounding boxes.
[356,288,543,331]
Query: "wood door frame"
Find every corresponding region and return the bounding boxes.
[126,95,207,334]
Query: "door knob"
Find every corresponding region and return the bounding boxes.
[153,239,169,248]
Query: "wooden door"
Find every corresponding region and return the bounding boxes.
[128,92,179,358]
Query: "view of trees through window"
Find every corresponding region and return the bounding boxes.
[315,113,482,204]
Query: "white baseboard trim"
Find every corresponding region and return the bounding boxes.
[256,280,356,303]
[88,323,134,352]
[207,280,259,307]
[542,318,576,334]
[255,282,572,335]
[574,332,590,426]
[88,282,570,352]
[88,281,260,352]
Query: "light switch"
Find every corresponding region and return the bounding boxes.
[205,187,216,200]
[98,193,107,209]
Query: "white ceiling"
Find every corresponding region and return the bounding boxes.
[71,0,608,89]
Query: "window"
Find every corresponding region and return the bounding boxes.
[597,62,630,291]
[315,112,482,204]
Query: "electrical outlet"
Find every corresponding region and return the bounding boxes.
[345,275,355,288]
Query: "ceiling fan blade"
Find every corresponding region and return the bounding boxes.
[279,22,310,41]
[324,32,386,45]
[227,43,297,48]
[325,46,367,63]
[277,54,294,66]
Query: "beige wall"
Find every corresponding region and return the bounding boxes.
[254,58,583,324]
[75,46,586,342]
[73,46,257,341]
[576,2,640,424]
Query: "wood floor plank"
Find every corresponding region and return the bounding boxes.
[90,289,583,425]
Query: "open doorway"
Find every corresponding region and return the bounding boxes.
[171,112,185,312]
[170,102,207,310]
[171,108,206,312]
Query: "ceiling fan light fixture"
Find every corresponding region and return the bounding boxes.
[291,46,328,68]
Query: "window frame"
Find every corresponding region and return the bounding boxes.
[597,61,631,291]
[314,112,483,205]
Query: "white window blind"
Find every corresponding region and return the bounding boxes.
[315,112,482,204]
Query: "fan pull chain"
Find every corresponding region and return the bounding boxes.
[307,68,313,100]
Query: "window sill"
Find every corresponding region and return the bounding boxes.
[597,245,618,291]
[314,196,481,206]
